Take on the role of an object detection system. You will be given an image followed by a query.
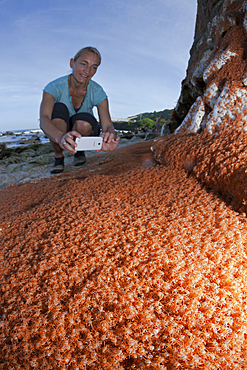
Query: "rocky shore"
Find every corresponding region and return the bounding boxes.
[0,131,159,188]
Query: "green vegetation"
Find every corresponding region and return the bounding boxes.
[128,109,172,129]
[113,108,173,131]
[134,109,172,121]
[138,118,155,129]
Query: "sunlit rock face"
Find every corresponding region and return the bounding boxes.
[154,0,247,214]
[162,0,247,135]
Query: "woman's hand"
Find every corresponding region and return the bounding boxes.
[97,132,120,152]
[58,131,81,154]
[97,99,120,152]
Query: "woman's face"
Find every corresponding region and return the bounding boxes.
[70,51,100,84]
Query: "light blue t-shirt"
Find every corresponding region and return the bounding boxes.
[43,75,107,117]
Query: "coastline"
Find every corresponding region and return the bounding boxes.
[0,132,158,188]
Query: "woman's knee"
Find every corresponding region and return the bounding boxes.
[72,120,94,136]
[70,112,100,135]
[52,118,67,132]
[52,103,70,132]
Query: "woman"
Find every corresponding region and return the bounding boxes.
[40,46,120,173]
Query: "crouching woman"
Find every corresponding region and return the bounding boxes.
[39,46,120,173]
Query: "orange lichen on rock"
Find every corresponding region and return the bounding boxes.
[1,140,247,369]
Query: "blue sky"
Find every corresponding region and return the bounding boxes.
[0,0,197,131]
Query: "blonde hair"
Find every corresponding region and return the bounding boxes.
[73,46,101,65]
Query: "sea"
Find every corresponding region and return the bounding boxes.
[0,129,49,148]
[0,127,129,149]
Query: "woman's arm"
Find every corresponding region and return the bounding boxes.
[40,91,80,152]
[97,98,120,151]
[40,91,63,143]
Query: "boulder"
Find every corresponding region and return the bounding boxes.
[14,143,44,154]
[161,124,171,136]
[120,133,134,139]
[6,149,37,165]
[22,154,54,170]
[35,143,53,156]
[6,163,24,174]
[133,132,146,139]
[6,156,25,165]
[20,137,41,144]
[144,132,160,140]
[19,149,36,159]
[0,143,6,153]
[117,138,130,147]
[0,147,12,160]
[129,135,144,143]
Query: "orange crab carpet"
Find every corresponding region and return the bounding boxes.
[1,134,247,369]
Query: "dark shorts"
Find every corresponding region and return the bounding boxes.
[51,102,100,136]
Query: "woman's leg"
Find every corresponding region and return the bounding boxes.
[50,118,67,158]
[50,103,70,156]
[50,103,70,173]
[71,121,93,166]
[70,112,100,136]
[72,120,95,136]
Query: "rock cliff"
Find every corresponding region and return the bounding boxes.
[162,0,247,134]
[154,0,247,214]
